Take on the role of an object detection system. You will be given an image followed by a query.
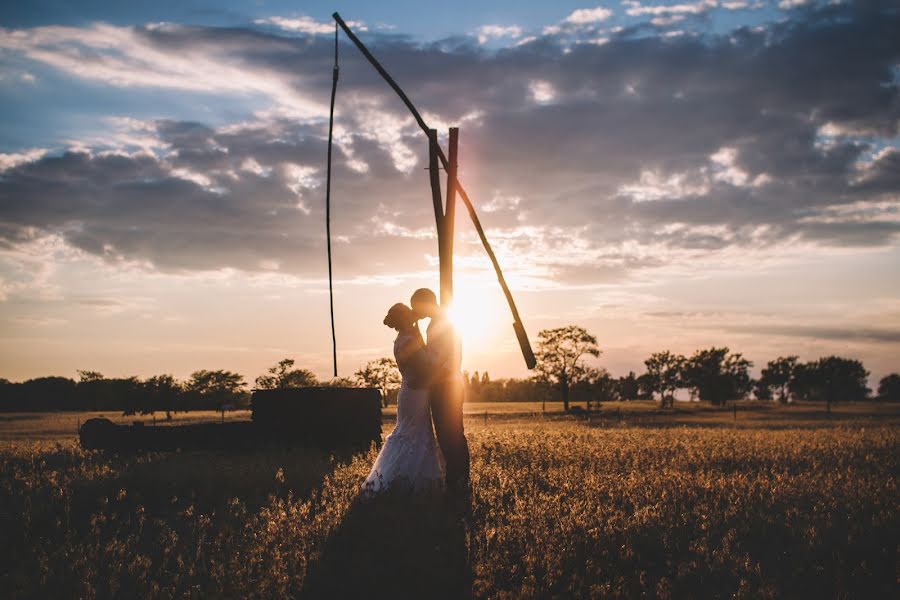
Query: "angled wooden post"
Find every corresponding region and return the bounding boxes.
[428,130,447,301]
[441,127,458,306]
[428,129,444,231]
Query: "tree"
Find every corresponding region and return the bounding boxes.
[77,375,141,411]
[791,357,869,409]
[141,374,182,419]
[643,351,685,407]
[354,358,402,407]
[533,325,601,411]
[878,373,900,402]
[759,356,798,403]
[77,370,104,383]
[185,370,247,411]
[682,347,752,406]
[617,371,640,401]
[590,369,619,405]
[255,359,317,390]
[469,371,481,393]
[19,377,78,411]
[569,366,607,409]
[636,373,655,400]
[321,377,358,388]
[753,378,772,401]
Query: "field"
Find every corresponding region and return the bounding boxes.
[1,402,898,598]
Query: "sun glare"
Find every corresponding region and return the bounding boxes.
[446,285,506,349]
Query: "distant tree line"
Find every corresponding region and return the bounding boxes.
[0,369,250,416]
[0,358,363,415]
[1,326,897,413]
[461,326,895,409]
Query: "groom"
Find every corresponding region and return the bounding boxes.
[410,288,471,497]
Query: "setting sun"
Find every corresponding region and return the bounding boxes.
[446,284,507,349]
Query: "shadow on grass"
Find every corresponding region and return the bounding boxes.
[64,445,359,519]
[300,491,473,600]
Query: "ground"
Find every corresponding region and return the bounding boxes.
[1,401,897,598]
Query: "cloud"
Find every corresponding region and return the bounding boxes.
[651,15,687,26]
[622,0,718,17]
[475,25,523,44]
[0,114,444,277]
[727,323,900,344]
[0,1,898,290]
[563,7,615,24]
[721,1,762,9]
[0,148,47,172]
[254,15,367,35]
[0,22,331,118]
[618,169,711,202]
[528,80,557,104]
[778,0,811,9]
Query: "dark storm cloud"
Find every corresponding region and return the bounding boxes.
[727,323,900,344]
[0,120,441,274]
[0,0,898,278]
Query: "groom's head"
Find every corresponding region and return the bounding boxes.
[410,288,439,320]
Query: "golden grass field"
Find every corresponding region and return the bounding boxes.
[1,401,898,598]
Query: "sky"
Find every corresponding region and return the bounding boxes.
[1,0,898,387]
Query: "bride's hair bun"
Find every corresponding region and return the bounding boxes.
[383,303,412,329]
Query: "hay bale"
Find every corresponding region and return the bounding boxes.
[252,387,382,449]
[77,387,382,451]
[79,417,120,450]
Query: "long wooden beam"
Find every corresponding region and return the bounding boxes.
[442,127,458,306]
[333,12,536,369]
[427,129,447,305]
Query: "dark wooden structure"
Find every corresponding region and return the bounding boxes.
[329,14,537,370]
[79,387,382,451]
[251,387,382,448]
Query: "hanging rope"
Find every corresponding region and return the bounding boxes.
[324,22,339,377]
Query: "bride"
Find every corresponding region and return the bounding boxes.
[362,303,444,494]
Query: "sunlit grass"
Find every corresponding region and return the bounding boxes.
[1,410,897,598]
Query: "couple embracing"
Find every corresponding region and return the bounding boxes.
[363,288,470,502]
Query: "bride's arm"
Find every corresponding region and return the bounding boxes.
[395,334,419,363]
[408,345,436,386]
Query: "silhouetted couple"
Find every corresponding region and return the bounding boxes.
[363,288,470,505]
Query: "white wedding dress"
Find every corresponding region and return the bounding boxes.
[362,330,444,494]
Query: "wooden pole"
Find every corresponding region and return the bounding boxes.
[428,130,446,300]
[333,12,536,369]
[442,127,458,306]
[324,21,340,377]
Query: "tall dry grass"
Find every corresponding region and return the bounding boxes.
[1,421,897,598]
